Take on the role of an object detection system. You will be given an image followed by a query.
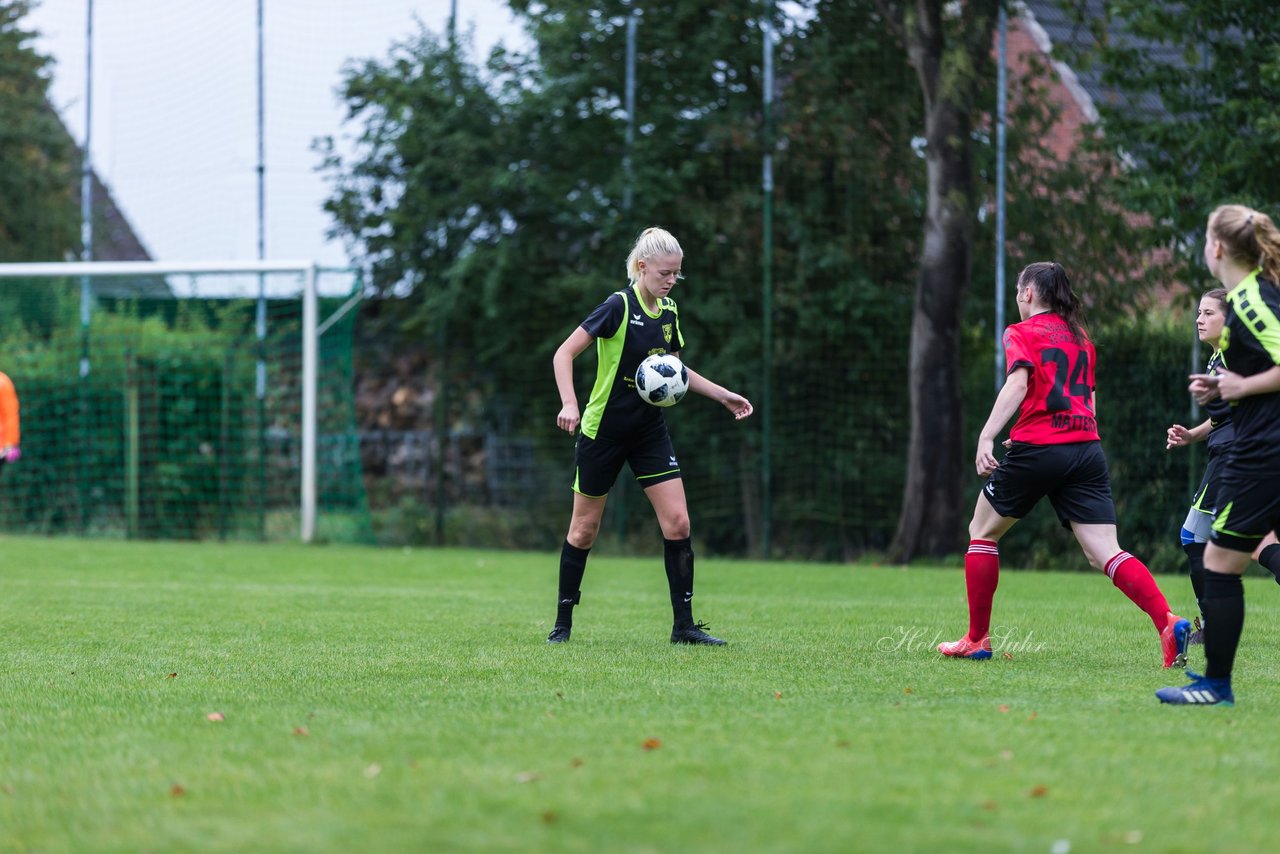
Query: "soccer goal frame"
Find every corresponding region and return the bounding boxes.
[0,259,357,543]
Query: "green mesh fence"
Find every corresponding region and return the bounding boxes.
[0,268,371,543]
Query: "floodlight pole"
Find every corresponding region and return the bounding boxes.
[994,5,1008,391]
[301,264,319,544]
[79,0,95,533]
[760,4,774,558]
[612,1,638,546]
[256,0,269,540]
[623,2,637,213]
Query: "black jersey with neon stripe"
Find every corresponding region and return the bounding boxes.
[1203,349,1235,452]
[578,285,686,441]
[1220,271,1280,464]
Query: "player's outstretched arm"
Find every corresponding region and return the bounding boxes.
[975,367,1029,476]
[1166,419,1212,449]
[684,366,753,420]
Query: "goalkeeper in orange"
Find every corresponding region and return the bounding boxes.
[0,370,19,475]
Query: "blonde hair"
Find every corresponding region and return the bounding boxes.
[1209,204,1280,285]
[625,227,683,286]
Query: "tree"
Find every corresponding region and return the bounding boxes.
[874,0,999,561]
[1059,0,1280,283]
[0,0,79,262]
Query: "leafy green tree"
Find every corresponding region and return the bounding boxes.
[322,0,1152,559]
[0,0,78,262]
[1058,0,1280,282]
[872,0,1000,561]
[320,1,931,555]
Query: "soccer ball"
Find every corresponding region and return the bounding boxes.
[635,353,689,407]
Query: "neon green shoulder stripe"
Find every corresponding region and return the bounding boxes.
[580,290,629,440]
[661,296,685,349]
[1230,270,1280,365]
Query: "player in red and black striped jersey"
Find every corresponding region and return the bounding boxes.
[939,262,1189,667]
[546,227,753,647]
[1159,205,1280,707]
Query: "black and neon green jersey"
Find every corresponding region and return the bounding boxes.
[1221,270,1280,464]
[1203,348,1235,452]
[578,284,686,440]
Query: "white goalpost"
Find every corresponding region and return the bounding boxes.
[0,259,358,544]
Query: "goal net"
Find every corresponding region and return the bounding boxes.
[0,261,370,543]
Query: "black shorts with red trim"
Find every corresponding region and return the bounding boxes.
[572,420,681,498]
[981,440,1116,528]
[1209,463,1280,553]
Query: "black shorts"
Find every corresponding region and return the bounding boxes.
[981,440,1116,528]
[1210,463,1280,552]
[572,421,682,498]
[1190,449,1227,514]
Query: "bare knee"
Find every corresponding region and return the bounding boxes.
[661,514,690,541]
[567,518,600,549]
[1081,550,1107,571]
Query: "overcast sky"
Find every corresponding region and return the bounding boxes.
[27,1,524,268]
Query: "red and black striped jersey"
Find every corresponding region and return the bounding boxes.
[1003,312,1100,445]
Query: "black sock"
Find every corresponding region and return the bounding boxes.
[1258,544,1280,583]
[664,536,695,629]
[556,541,590,627]
[1183,541,1207,614]
[1202,571,1244,681]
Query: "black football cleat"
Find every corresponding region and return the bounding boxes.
[670,622,726,645]
[547,625,571,644]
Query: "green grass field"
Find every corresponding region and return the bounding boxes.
[3,535,1279,852]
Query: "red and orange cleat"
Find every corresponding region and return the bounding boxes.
[1161,614,1192,668]
[938,634,993,660]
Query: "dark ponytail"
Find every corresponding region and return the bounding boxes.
[1019,261,1087,343]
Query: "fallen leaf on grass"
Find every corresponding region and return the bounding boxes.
[834,740,850,749]
[170,784,186,797]
[1002,652,1014,660]
[903,687,913,694]
[982,800,998,811]
[293,726,310,737]
[642,738,662,751]
[997,704,1010,713]
[1,784,14,796]
[773,691,783,700]
[206,712,224,722]
[167,673,178,679]
[541,810,557,823]
[569,757,584,768]
[1029,784,1049,798]
[1027,711,1038,721]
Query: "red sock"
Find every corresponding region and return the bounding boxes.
[965,540,1000,640]
[1106,551,1171,631]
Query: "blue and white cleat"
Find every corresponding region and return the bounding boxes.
[1156,671,1234,706]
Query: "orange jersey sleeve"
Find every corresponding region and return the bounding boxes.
[0,372,19,448]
